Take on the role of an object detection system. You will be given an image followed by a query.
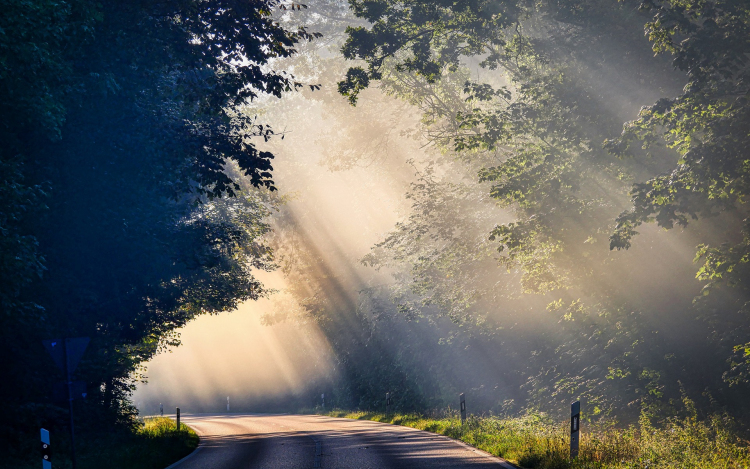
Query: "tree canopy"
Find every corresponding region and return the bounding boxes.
[0,0,318,444]
[4,0,750,455]
[310,0,750,419]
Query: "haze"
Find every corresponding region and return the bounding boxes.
[134,0,749,423]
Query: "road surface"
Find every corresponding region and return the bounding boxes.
[167,414,515,469]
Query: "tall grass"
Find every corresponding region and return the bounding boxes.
[324,410,750,469]
[115,416,200,468]
[4,416,198,469]
[75,416,199,469]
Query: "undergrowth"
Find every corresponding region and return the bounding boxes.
[321,408,750,469]
[3,416,198,469]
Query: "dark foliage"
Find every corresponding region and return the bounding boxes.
[0,0,317,458]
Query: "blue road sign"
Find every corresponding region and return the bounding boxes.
[42,337,89,374]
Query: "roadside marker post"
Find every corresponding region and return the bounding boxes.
[570,400,580,459]
[321,393,325,410]
[227,396,230,413]
[41,428,51,469]
[176,407,181,432]
[42,337,89,469]
[459,393,466,426]
[386,392,392,417]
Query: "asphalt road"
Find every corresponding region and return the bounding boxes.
[167,414,515,469]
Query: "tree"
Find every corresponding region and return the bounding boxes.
[0,0,319,443]
[334,0,750,418]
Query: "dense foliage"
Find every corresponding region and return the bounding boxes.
[4,0,750,462]
[0,0,316,456]
[262,0,750,424]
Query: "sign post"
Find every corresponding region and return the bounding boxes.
[176,407,181,432]
[52,381,86,403]
[41,428,51,469]
[386,392,392,417]
[459,393,466,426]
[570,400,580,459]
[43,337,89,469]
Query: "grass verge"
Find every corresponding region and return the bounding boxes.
[321,409,750,469]
[4,416,199,469]
[115,417,200,468]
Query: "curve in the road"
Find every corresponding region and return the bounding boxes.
[166,413,516,469]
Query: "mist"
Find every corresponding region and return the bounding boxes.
[134,38,426,411]
[134,0,750,425]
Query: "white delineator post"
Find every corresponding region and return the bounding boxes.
[459,393,466,426]
[321,393,325,410]
[41,428,51,469]
[227,396,230,412]
[570,400,580,459]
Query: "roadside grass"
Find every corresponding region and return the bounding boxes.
[321,409,750,469]
[119,417,200,468]
[5,416,198,469]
